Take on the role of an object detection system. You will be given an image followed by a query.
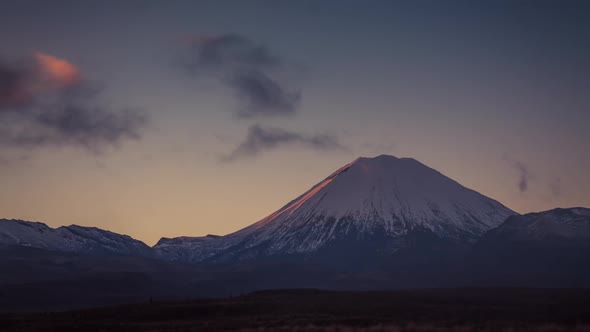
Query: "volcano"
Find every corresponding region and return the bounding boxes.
[155,155,516,266]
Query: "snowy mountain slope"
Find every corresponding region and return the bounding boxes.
[159,155,517,262]
[478,207,590,242]
[0,219,152,256]
[56,225,153,256]
[0,219,67,250]
[153,235,220,262]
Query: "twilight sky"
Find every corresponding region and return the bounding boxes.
[0,0,588,245]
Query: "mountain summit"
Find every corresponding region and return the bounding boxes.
[156,155,516,262]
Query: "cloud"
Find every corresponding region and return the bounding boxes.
[185,34,280,71]
[227,69,300,117]
[221,124,346,162]
[181,33,301,117]
[0,53,146,152]
[509,160,530,193]
[502,154,534,194]
[1,104,146,151]
[35,52,81,87]
[0,60,32,109]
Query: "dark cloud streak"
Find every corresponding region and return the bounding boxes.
[221,124,346,162]
[2,104,146,151]
[186,34,280,71]
[510,160,530,193]
[227,69,300,117]
[182,33,301,117]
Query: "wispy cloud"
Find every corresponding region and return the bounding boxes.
[221,124,346,162]
[503,157,531,194]
[0,53,147,152]
[226,69,300,117]
[185,34,281,71]
[180,33,301,118]
[513,161,529,193]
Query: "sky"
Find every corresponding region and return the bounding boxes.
[0,0,588,245]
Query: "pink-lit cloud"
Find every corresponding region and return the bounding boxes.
[35,52,81,87]
[0,52,146,151]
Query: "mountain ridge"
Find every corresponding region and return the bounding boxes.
[2,155,518,263]
[154,155,516,262]
[467,207,590,287]
[1,156,588,310]
[0,218,152,257]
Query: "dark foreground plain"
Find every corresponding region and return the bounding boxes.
[1,289,590,332]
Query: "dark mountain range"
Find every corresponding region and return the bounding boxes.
[1,156,588,310]
[467,207,590,287]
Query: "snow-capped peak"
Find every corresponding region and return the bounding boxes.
[237,155,514,239]
[157,155,517,262]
